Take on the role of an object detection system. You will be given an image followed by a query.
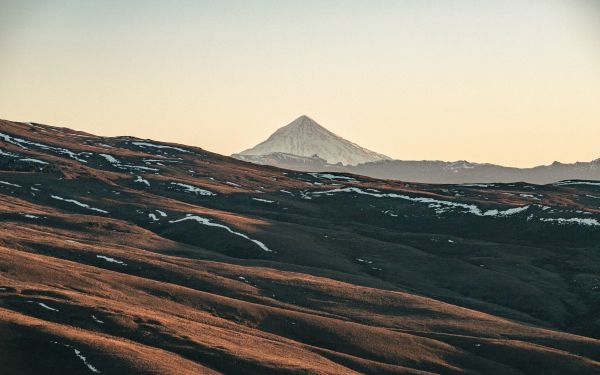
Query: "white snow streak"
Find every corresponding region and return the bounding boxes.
[0,148,18,157]
[252,198,275,203]
[18,158,48,164]
[134,176,150,186]
[555,181,600,187]
[308,173,355,181]
[0,132,89,162]
[311,187,532,218]
[460,183,493,188]
[540,217,600,227]
[311,187,484,215]
[0,181,21,188]
[51,341,100,373]
[483,206,530,217]
[96,255,127,265]
[170,182,215,196]
[131,142,190,153]
[100,154,159,172]
[27,300,59,312]
[169,215,272,252]
[50,195,109,214]
[99,154,119,164]
[39,302,59,311]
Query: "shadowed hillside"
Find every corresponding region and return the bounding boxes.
[1,119,600,374]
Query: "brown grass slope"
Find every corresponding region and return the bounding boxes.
[1,119,600,374]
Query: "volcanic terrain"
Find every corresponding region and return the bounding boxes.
[1,119,600,374]
[233,116,600,184]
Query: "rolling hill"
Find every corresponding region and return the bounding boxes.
[1,118,600,374]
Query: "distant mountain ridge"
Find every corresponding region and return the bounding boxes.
[236,152,600,184]
[234,116,600,184]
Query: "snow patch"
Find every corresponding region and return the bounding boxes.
[170,182,215,196]
[51,195,109,214]
[235,115,389,165]
[483,206,530,217]
[51,341,100,373]
[27,300,59,312]
[143,158,181,163]
[311,187,484,215]
[555,181,600,187]
[252,198,275,203]
[0,132,89,162]
[130,142,190,153]
[540,217,600,227]
[169,215,272,252]
[100,154,159,172]
[134,176,150,186]
[311,187,531,218]
[96,255,127,265]
[18,158,48,164]
[460,183,493,188]
[99,154,119,164]
[0,148,18,157]
[308,173,356,181]
[0,181,21,188]
[382,210,398,217]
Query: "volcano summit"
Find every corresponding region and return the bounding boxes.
[234,115,390,166]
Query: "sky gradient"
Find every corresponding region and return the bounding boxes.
[1,0,599,167]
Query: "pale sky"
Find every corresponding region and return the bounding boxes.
[1,0,599,167]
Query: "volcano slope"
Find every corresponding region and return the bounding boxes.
[1,119,600,374]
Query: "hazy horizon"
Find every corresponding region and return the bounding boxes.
[1,0,599,168]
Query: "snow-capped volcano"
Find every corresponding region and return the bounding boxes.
[234,115,390,166]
